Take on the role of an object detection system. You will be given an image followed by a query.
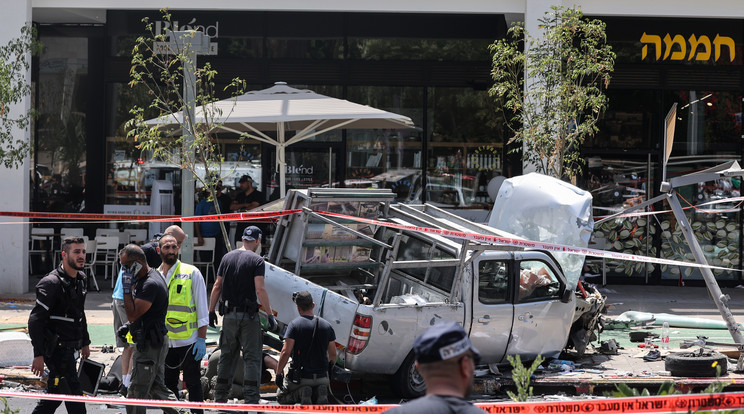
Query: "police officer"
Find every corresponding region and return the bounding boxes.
[158,234,208,414]
[28,236,91,414]
[385,322,485,414]
[275,291,336,405]
[118,244,178,414]
[208,225,276,404]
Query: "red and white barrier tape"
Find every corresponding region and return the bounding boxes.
[2,390,744,413]
[0,206,736,271]
[317,211,738,272]
[0,209,300,224]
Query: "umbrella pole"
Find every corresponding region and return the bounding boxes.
[279,123,286,199]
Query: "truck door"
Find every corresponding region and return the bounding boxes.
[506,253,575,360]
[469,258,514,364]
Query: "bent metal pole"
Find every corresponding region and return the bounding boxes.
[665,189,744,346]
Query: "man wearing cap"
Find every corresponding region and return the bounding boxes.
[230,175,265,245]
[275,291,337,405]
[208,225,276,405]
[385,322,485,414]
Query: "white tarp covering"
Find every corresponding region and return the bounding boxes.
[488,173,593,289]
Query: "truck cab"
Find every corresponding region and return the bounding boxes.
[263,188,596,397]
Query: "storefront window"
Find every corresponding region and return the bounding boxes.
[425,87,503,222]
[589,155,741,282]
[588,90,658,150]
[266,38,343,59]
[267,148,337,200]
[32,37,89,213]
[347,38,491,61]
[343,86,423,202]
[106,82,266,212]
[661,156,740,282]
[668,90,742,155]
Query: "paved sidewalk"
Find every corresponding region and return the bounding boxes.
[4,278,744,398]
[3,278,744,341]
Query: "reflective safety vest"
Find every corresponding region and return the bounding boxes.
[164,262,199,340]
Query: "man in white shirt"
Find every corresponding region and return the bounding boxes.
[157,234,209,414]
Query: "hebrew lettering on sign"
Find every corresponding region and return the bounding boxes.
[714,34,735,62]
[688,35,711,61]
[663,34,686,60]
[641,33,661,60]
[641,33,735,62]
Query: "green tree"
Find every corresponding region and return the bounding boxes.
[489,6,615,180]
[125,10,246,252]
[0,24,41,168]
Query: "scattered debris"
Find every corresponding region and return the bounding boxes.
[598,339,619,355]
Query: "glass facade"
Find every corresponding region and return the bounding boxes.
[583,16,744,285]
[27,10,744,286]
[33,36,89,213]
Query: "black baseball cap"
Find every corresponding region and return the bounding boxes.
[413,322,480,364]
[239,175,252,183]
[242,225,262,241]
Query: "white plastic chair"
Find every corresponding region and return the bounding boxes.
[117,231,130,247]
[129,229,149,244]
[94,236,119,287]
[83,239,100,292]
[95,228,120,239]
[29,228,55,275]
[193,237,216,286]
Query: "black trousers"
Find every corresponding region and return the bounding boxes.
[164,343,204,414]
[32,346,85,414]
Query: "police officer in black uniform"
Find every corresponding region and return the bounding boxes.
[28,236,91,414]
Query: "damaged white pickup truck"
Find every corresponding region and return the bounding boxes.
[262,176,604,397]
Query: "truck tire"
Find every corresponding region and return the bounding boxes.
[392,352,426,398]
[665,350,728,377]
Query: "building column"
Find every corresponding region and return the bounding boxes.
[0,0,32,294]
[521,0,554,175]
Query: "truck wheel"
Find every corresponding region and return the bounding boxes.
[665,350,728,377]
[392,353,426,398]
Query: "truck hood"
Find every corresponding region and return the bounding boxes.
[488,173,593,289]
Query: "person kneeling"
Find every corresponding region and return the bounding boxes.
[275,291,336,405]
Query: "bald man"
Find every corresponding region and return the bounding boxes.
[141,225,186,268]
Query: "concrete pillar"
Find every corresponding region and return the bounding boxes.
[0,0,32,294]
[522,0,555,175]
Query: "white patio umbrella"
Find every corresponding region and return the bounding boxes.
[146,82,416,198]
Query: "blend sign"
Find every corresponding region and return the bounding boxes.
[640,32,736,62]
[153,18,219,55]
[156,18,220,39]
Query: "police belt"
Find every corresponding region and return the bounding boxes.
[300,372,327,380]
[224,302,258,314]
[57,340,82,349]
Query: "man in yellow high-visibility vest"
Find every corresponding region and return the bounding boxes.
[158,233,208,414]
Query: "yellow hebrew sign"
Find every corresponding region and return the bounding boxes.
[641,33,735,62]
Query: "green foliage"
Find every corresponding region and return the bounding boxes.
[506,354,544,402]
[489,6,615,180]
[0,23,42,168]
[605,381,676,398]
[125,9,246,251]
[0,397,19,414]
